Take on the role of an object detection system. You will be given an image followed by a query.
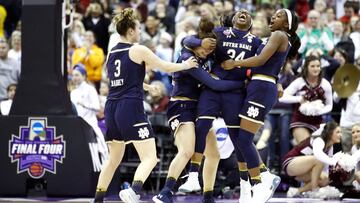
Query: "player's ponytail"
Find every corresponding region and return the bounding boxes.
[285,10,300,59]
[113,8,139,36]
[198,17,216,39]
[320,121,339,146]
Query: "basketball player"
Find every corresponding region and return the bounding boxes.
[93,8,198,203]
[181,10,280,202]
[222,9,301,202]
[152,18,245,203]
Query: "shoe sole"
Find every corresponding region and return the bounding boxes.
[178,188,201,193]
[119,190,138,203]
[267,176,281,201]
[152,196,164,203]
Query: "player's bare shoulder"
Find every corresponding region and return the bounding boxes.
[129,44,148,64]
[271,30,288,41]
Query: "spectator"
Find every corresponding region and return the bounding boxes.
[251,20,269,38]
[1,0,21,37]
[279,56,333,144]
[72,30,105,91]
[325,7,337,29]
[292,48,340,84]
[142,14,165,46]
[333,48,348,66]
[350,20,360,59]
[313,0,327,24]
[147,80,169,113]
[258,3,275,25]
[351,124,360,189]
[0,38,20,101]
[289,0,309,22]
[333,79,360,152]
[156,32,174,62]
[82,2,111,54]
[0,83,16,115]
[298,10,334,56]
[174,0,200,24]
[7,30,21,62]
[199,3,219,25]
[150,1,175,34]
[213,0,224,17]
[0,5,6,38]
[97,81,108,135]
[332,20,355,63]
[173,16,198,61]
[69,19,86,48]
[70,64,108,167]
[142,39,172,93]
[339,1,359,34]
[223,0,234,16]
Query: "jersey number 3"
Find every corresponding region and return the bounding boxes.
[114,59,121,77]
[227,49,245,61]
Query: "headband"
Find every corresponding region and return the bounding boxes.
[284,9,292,31]
[74,63,87,76]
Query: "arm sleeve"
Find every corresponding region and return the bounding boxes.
[279,78,303,103]
[317,80,333,114]
[313,138,337,166]
[182,35,202,49]
[187,68,244,91]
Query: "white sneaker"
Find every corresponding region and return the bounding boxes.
[239,179,251,203]
[260,171,281,200]
[286,187,299,198]
[119,188,140,203]
[178,172,201,193]
[353,180,360,191]
[251,182,273,203]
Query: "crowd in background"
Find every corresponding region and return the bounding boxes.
[0,0,360,194]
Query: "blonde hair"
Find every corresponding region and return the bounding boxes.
[352,123,360,147]
[113,8,139,36]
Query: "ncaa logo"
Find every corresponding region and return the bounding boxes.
[32,122,44,134]
[216,128,228,142]
[8,117,66,179]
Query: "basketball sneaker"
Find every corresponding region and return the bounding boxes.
[260,171,281,200]
[178,172,201,193]
[152,189,173,203]
[119,188,140,203]
[239,179,251,203]
[251,182,273,203]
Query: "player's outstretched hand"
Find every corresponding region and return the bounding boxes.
[221,59,236,70]
[183,56,199,70]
